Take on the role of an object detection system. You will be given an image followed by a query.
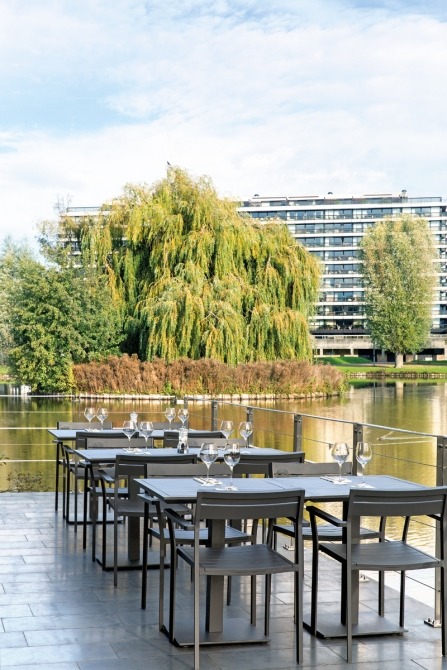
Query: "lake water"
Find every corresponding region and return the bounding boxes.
[0,380,444,552]
[0,379,445,492]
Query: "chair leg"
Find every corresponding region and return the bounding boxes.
[399,570,406,628]
[168,548,177,643]
[378,570,385,616]
[264,574,271,635]
[250,575,257,625]
[296,570,303,664]
[227,576,232,605]
[310,543,319,635]
[113,512,118,587]
[346,566,352,663]
[194,562,200,670]
[141,504,149,610]
[441,565,446,656]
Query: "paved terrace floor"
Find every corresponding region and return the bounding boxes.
[0,493,445,670]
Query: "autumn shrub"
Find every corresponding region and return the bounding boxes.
[73,355,345,396]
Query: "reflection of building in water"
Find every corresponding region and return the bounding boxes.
[239,191,447,362]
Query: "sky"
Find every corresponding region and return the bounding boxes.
[1,0,447,245]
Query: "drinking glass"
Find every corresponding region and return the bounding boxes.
[96,407,108,430]
[224,443,240,490]
[239,421,253,453]
[122,420,136,448]
[199,443,219,485]
[178,408,189,426]
[220,420,234,442]
[139,421,153,446]
[84,407,96,431]
[130,411,138,424]
[356,442,373,488]
[165,407,176,425]
[331,442,350,485]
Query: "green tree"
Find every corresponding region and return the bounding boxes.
[0,238,36,366]
[76,167,321,364]
[4,244,123,392]
[359,215,437,368]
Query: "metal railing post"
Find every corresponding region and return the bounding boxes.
[352,423,363,476]
[211,400,218,430]
[293,414,302,453]
[426,435,447,628]
[246,406,254,448]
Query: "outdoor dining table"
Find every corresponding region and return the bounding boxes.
[136,474,427,647]
[72,445,290,562]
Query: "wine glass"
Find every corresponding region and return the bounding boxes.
[165,407,176,426]
[331,442,350,485]
[239,421,253,453]
[96,407,108,430]
[224,443,240,490]
[130,411,138,424]
[84,407,96,431]
[139,421,153,446]
[199,443,219,485]
[178,408,189,426]
[220,420,234,442]
[122,420,136,449]
[356,442,373,488]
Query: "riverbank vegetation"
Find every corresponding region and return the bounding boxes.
[73,355,346,397]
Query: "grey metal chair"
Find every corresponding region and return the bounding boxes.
[308,487,447,662]
[269,459,382,615]
[162,430,225,448]
[55,420,112,517]
[140,460,249,634]
[169,489,306,668]
[235,450,305,477]
[102,454,198,586]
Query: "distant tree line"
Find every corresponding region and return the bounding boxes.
[0,168,326,393]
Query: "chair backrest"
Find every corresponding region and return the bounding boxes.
[235,451,305,477]
[146,460,228,478]
[270,460,352,478]
[113,455,149,500]
[346,487,447,528]
[57,420,112,430]
[151,421,182,431]
[163,430,225,448]
[75,433,148,450]
[187,437,243,448]
[195,489,305,526]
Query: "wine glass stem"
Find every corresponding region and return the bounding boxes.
[362,466,366,485]
[338,463,342,483]
[230,467,233,486]
[206,465,210,483]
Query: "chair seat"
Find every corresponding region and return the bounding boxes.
[150,524,249,544]
[274,521,379,541]
[109,499,144,516]
[178,543,299,576]
[320,539,441,571]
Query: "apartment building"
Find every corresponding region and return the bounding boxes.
[238,192,447,360]
[64,191,447,361]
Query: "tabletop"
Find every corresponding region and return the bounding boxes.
[73,446,290,464]
[49,428,166,441]
[137,474,425,504]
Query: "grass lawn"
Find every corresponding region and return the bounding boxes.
[316,356,447,376]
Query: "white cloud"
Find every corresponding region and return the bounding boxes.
[0,0,446,243]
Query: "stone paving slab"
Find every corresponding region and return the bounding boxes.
[0,492,443,669]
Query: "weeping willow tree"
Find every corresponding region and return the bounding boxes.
[75,167,321,364]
